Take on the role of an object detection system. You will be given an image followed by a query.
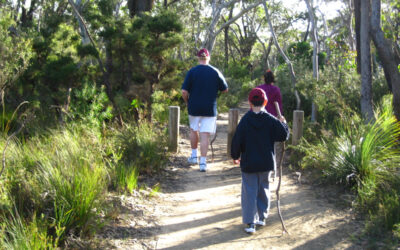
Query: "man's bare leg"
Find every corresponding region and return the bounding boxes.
[190,129,199,150]
[187,129,199,164]
[199,132,210,171]
[199,132,210,157]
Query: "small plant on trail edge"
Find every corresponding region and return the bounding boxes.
[114,163,139,194]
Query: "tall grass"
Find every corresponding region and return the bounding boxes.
[113,121,168,176]
[0,123,110,247]
[293,95,400,238]
[0,116,169,247]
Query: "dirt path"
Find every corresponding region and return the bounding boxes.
[154,105,364,250]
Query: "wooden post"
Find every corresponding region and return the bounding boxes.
[168,106,180,152]
[292,110,304,146]
[227,108,239,157]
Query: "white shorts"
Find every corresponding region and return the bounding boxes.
[189,116,217,134]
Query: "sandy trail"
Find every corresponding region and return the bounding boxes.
[155,105,363,250]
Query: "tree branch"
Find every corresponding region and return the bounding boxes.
[216,1,263,35]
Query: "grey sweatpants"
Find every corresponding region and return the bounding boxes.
[241,171,270,224]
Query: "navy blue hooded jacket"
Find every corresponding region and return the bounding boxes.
[230,110,289,173]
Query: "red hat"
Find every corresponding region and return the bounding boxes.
[248,88,268,106]
[197,48,209,58]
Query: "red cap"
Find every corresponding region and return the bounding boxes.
[197,48,209,58]
[248,88,268,106]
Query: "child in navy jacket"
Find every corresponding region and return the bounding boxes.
[231,88,289,234]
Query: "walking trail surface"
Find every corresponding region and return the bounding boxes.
[95,103,364,250]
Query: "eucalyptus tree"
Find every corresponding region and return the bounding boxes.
[354,0,400,121]
[359,0,374,121]
[201,0,263,53]
[370,0,400,121]
[262,1,301,110]
[305,0,319,122]
[228,1,263,67]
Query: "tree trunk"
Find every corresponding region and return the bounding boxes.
[224,8,234,69]
[67,0,114,106]
[354,0,361,74]
[74,0,90,45]
[128,0,154,17]
[305,0,319,122]
[263,1,301,110]
[360,0,374,122]
[347,0,356,51]
[370,0,400,121]
[303,18,310,42]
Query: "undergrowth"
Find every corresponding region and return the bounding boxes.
[0,119,168,247]
[291,95,400,244]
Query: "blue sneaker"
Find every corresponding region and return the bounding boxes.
[199,163,207,172]
[188,156,198,165]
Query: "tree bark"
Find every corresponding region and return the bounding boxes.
[347,0,356,51]
[74,0,90,45]
[354,0,361,74]
[224,8,234,69]
[360,0,374,121]
[305,0,319,122]
[263,1,301,110]
[128,0,154,17]
[370,0,400,121]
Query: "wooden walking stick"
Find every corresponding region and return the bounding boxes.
[274,102,289,235]
[210,130,217,163]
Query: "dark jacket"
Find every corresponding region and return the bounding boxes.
[230,110,289,173]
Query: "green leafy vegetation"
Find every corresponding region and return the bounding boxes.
[1,0,400,247]
[292,95,400,243]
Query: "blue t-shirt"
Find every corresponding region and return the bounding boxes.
[181,64,228,116]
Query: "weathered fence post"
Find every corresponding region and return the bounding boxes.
[168,106,180,152]
[227,108,239,157]
[292,110,304,146]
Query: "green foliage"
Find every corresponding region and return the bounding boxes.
[151,89,182,123]
[293,95,400,235]
[0,212,57,249]
[69,82,113,132]
[114,164,139,194]
[77,44,99,58]
[0,14,32,90]
[284,41,326,70]
[0,123,110,245]
[113,122,168,175]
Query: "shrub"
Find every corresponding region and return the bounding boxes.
[113,121,168,176]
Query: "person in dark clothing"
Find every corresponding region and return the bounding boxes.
[182,48,228,172]
[231,87,289,234]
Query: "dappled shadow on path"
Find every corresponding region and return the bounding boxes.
[157,223,281,250]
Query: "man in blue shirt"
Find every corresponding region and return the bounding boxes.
[181,48,228,172]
